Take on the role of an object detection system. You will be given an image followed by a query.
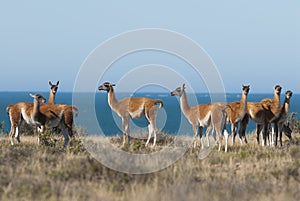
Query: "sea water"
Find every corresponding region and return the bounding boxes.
[0,92,299,136]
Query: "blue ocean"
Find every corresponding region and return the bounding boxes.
[1,92,299,136]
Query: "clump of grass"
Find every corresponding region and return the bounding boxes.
[108,132,176,153]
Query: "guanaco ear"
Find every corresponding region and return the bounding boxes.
[56,81,59,85]
[29,93,34,98]
[49,81,53,86]
[182,83,186,90]
[110,83,116,87]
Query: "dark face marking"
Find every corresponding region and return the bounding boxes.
[242,85,250,95]
[98,82,115,92]
[31,94,46,103]
[49,81,59,95]
[274,85,282,94]
[171,86,183,96]
[286,90,293,99]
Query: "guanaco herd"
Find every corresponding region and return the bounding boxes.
[5,81,293,152]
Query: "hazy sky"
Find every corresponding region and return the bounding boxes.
[0,0,299,93]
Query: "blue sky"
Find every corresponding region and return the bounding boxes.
[0,0,299,93]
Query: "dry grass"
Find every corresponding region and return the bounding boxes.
[0,132,300,201]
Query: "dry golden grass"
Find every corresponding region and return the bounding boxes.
[0,132,299,201]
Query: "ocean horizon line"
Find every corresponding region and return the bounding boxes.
[0,91,290,95]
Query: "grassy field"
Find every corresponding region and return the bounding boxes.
[0,132,299,201]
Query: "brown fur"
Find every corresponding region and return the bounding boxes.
[260,85,282,121]
[239,85,282,146]
[272,90,293,146]
[209,103,229,151]
[6,80,78,145]
[197,104,212,120]
[98,82,163,146]
[7,102,31,144]
[47,80,77,136]
[128,98,163,118]
[171,84,229,152]
[6,98,78,146]
[225,85,250,144]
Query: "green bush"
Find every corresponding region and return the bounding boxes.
[0,121,4,134]
[38,128,59,147]
[288,112,300,133]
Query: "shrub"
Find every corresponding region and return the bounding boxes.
[288,112,300,134]
[0,121,4,134]
[38,127,59,147]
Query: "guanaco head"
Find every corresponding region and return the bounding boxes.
[242,85,250,95]
[49,81,59,95]
[29,93,46,103]
[171,83,186,97]
[98,82,116,92]
[285,90,293,100]
[274,85,282,95]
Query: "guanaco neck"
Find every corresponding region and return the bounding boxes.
[271,91,281,114]
[48,91,55,104]
[282,97,290,114]
[107,88,119,110]
[180,91,191,116]
[240,91,248,114]
[32,98,42,121]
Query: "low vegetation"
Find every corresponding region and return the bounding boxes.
[0,126,300,201]
[288,112,300,133]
